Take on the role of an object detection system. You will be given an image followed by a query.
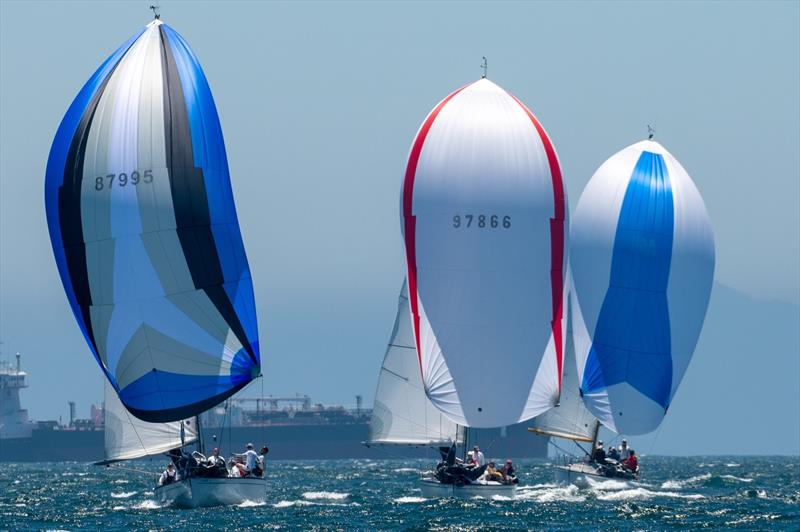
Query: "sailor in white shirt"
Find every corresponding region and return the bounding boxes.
[619,439,631,461]
[472,446,486,467]
[159,463,177,485]
[243,443,259,475]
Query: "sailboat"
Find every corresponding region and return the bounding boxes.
[529,281,634,487]
[532,138,715,487]
[399,75,568,497]
[44,15,264,507]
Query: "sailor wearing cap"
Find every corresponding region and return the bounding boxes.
[242,443,259,475]
[593,440,607,464]
[619,439,631,461]
[472,445,485,467]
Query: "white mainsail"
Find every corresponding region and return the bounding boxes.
[103,381,198,463]
[368,281,460,446]
[530,277,597,443]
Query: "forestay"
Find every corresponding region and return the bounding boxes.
[571,140,714,435]
[102,380,197,464]
[401,78,567,428]
[368,281,460,446]
[44,20,260,423]
[530,276,597,443]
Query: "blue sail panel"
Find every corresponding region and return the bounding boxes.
[44,20,260,423]
[571,140,715,435]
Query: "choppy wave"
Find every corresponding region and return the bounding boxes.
[1,457,796,529]
[518,484,586,503]
[302,491,349,501]
[661,473,753,489]
[132,500,162,510]
[110,491,137,499]
[393,496,427,504]
[273,500,314,508]
[584,477,637,491]
[661,473,712,489]
[595,487,705,501]
[237,500,267,507]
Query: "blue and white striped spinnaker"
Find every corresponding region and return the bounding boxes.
[44,20,260,423]
[570,140,714,435]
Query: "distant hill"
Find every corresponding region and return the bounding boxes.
[615,282,800,456]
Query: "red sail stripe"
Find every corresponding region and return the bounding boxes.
[506,91,566,391]
[402,83,472,374]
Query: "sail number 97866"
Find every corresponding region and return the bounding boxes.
[94,170,153,191]
[452,214,511,229]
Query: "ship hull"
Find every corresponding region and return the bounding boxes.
[419,478,516,499]
[0,421,547,461]
[155,477,266,508]
[554,462,639,488]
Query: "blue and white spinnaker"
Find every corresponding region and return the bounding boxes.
[44,20,260,423]
[570,140,714,435]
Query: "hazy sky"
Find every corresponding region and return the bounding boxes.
[1,1,798,453]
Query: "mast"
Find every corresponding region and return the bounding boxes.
[196,415,204,454]
[590,420,601,451]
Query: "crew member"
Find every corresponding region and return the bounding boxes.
[242,443,259,476]
[592,441,607,464]
[623,449,638,473]
[479,461,503,482]
[255,445,269,477]
[619,439,631,461]
[472,446,485,467]
[159,463,177,485]
[501,459,516,482]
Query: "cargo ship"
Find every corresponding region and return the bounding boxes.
[0,355,547,462]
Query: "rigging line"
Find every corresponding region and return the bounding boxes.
[106,463,160,477]
[382,367,410,382]
[549,438,580,459]
[260,374,265,449]
[387,344,415,350]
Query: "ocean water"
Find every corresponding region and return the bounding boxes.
[1,456,797,531]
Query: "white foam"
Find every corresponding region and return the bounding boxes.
[112,505,126,511]
[394,496,427,504]
[517,485,586,503]
[518,483,558,490]
[585,477,635,491]
[273,500,313,508]
[302,491,349,501]
[490,495,514,501]
[238,500,267,508]
[660,473,712,489]
[133,500,162,510]
[113,479,130,485]
[110,491,137,499]
[595,488,705,501]
[392,468,418,473]
[720,474,753,483]
[725,463,741,467]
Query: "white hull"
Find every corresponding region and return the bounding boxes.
[155,477,266,508]
[419,478,516,499]
[554,463,638,489]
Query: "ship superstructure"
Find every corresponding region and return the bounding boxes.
[0,353,35,440]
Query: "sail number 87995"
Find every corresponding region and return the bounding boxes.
[452,214,511,229]
[94,170,153,191]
